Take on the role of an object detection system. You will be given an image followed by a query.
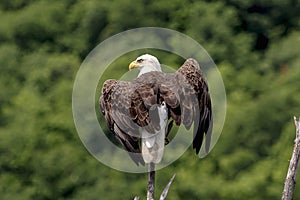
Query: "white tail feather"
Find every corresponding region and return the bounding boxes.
[142,102,168,163]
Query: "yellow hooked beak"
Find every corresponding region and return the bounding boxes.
[129,61,140,70]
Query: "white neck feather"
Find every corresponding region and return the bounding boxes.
[138,65,162,77]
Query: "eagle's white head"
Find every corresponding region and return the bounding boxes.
[129,54,161,77]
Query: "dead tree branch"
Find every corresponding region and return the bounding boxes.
[159,174,176,200]
[282,116,300,200]
[134,163,176,200]
[147,162,155,200]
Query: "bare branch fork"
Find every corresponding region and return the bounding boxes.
[134,162,176,200]
[282,116,300,200]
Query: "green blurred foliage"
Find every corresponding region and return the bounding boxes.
[0,0,299,199]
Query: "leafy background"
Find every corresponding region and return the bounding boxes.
[1,0,300,199]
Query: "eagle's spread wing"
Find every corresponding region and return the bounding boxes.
[100,58,213,164]
[177,59,213,154]
[100,80,145,165]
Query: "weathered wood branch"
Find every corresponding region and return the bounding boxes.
[159,174,176,200]
[134,163,175,200]
[147,162,155,200]
[282,116,300,200]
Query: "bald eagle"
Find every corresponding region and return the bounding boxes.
[100,54,212,165]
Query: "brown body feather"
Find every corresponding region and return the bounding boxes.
[99,58,213,165]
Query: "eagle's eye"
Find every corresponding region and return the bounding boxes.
[161,102,166,107]
[137,58,144,63]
